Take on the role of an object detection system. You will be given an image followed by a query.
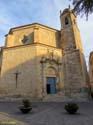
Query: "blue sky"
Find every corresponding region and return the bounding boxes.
[0,0,93,67]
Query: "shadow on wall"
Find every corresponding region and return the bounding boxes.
[0,48,62,98]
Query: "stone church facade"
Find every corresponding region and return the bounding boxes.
[0,7,89,99]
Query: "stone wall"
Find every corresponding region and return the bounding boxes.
[62,50,87,95]
[5,24,60,48]
[38,26,60,47]
[89,52,93,92]
[60,8,89,97]
[61,27,75,53]
[0,48,2,75]
[0,44,39,97]
[5,26,34,47]
[0,23,61,98]
[0,48,2,66]
[0,43,64,98]
[35,44,63,96]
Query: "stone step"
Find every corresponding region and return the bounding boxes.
[43,93,90,102]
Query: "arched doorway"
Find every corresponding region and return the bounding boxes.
[46,67,57,94]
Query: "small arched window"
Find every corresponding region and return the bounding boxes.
[65,17,69,25]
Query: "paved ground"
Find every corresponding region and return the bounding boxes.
[0,101,93,125]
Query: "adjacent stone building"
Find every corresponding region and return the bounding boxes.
[89,52,93,92]
[0,7,89,100]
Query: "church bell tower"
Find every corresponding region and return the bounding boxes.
[60,5,83,54]
[60,6,89,96]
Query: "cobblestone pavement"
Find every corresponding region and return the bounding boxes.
[0,101,93,125]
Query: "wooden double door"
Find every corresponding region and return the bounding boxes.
[46,77,56,94]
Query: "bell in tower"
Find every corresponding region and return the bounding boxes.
[60,5,72,29]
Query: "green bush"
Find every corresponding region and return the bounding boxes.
[65,102,79,114]
[22,99,31,108]
[19,99,32,114]
[91,92,93,99]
